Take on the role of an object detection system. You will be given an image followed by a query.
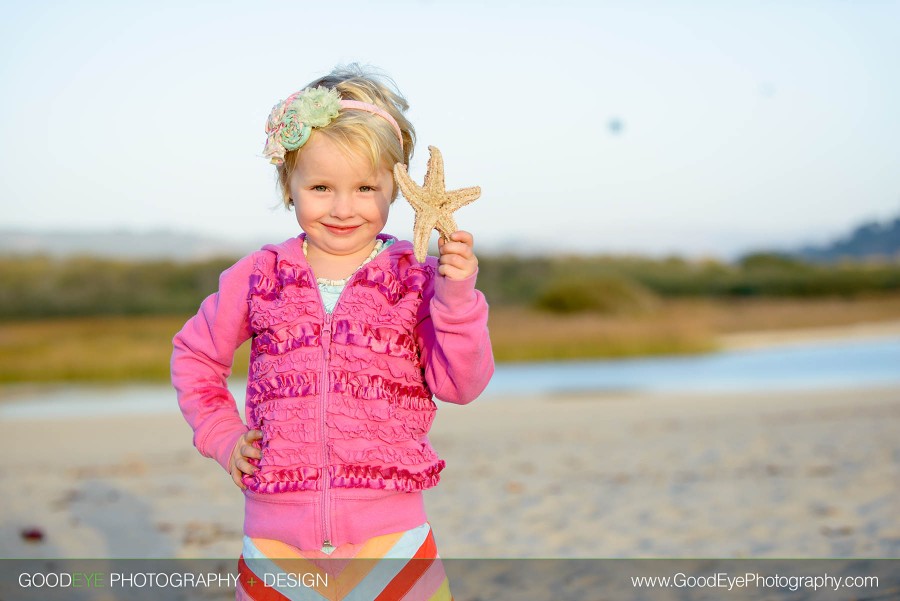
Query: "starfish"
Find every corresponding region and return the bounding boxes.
[393,145,481,263]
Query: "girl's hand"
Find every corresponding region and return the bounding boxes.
[437,230,478,280]
[228,430,262,490]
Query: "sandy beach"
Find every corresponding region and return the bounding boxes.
[2,381,898,561]
[718,318,900,351]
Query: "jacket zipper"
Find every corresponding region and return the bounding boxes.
[320,311,334,554]
[309,237,386,554]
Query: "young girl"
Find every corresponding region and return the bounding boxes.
[171,65,493,600]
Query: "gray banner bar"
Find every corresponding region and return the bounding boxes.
[1,558,897,600]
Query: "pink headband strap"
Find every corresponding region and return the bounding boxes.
[339,99,404,152]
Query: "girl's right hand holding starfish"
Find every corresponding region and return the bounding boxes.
[228,430,263,489]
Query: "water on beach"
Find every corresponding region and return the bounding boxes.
[2,335,899,419]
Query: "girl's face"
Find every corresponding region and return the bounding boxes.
[290,134,393,261]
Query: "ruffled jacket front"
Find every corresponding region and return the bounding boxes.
[171,233,494,550]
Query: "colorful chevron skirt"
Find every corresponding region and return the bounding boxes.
[235,522,452,600]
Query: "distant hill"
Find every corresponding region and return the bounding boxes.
[4,215,900,264]
[0,229,258,261]
[795,213,900,263]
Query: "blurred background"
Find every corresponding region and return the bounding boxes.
[1,0,899,564]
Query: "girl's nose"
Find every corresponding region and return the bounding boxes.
[330,192,355,219]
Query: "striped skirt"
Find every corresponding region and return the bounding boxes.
[236,522,452,601]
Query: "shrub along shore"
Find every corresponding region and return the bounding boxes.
[2,252,900,319]
[1,253,899,383]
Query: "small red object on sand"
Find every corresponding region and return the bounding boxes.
[21,527,44,542]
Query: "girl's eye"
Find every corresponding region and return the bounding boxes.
[359,186,374,192]
[312,185,328,192]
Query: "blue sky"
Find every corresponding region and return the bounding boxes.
[1,1,898,258]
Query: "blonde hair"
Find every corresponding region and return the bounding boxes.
[276,64,416,208]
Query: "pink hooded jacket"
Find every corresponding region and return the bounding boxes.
[171,234,493,550]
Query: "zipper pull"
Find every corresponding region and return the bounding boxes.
[321,540,335,555]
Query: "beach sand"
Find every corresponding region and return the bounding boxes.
[2,384,898,561]
[718,318,900,351]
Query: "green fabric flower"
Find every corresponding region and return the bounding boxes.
[280,109,311,151]
[295,86,341,128]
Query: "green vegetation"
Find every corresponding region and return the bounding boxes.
[1,253,900,383]
[2,253,899,320]
[534,274,660,315]
[0,255,235,319]
[475,253,900,310]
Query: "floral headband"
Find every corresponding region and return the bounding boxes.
[262,86,404,165]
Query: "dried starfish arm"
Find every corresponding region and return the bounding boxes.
[412,214,435,264]
[394,163,426,211]
[423,145,446,194]
[432,184,479,238]
[393,145,482,263]
[434,214,459,240]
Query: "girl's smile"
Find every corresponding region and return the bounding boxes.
[322,224,361,234]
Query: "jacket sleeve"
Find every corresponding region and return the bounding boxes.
[171,253,256,472]
[414,263,494,404]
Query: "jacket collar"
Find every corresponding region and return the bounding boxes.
[261,233,412,269]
